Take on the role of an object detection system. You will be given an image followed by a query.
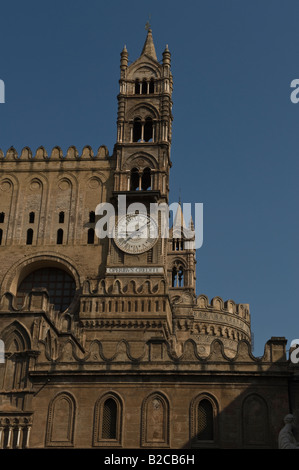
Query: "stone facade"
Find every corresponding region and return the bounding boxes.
[0,29,298,449]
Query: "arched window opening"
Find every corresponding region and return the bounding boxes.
[144,117,153,142]
[0,229,2,246]
[102,399,117,439]
[197,400,214,441]
[142,79,147,95]
[26,229,33,245]
[16,267,76,312]
[149,78,155,94]
[172,265,184,287]
[172,267,177,287]
[133,118,142,142]
[88,228,95,245]
[59,211,65,224]
[29,212,35,224]
[57,229,63,245]
[130,168,140,191]
[141,167,151,190]
[89,211,95,223]
[0,212,4,223]
[173,239,184,250]
[135,79,141,94]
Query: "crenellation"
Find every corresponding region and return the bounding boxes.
[0,28,294,451]
[196,294,250,320]
[0,144,111,163]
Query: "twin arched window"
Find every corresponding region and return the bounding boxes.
[130,167,152,191]
[133,117,153,142]
[172,265,184,287]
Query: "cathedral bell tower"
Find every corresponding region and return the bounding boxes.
[113,28,173,201]
[100,29,175,345]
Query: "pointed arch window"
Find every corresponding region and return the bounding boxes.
[45,392,76,447]
[133,117,155,143]
[1,323,31,392]
[130,167,152,191]
[93,393,123,447]
[102,398,117,439]
[197,400,214,440]
[242,394,269,447]
[172,265,184,287]
[190,394,218,448]
[141,393,169,448]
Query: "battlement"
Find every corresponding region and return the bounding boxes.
[0,145,110,162]
[196,294,250,321]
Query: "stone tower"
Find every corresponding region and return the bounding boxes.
[0,29,295,450]
[98,29,178,347]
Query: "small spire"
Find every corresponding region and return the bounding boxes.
[172,202,187,238]
[141,28,157,61]
[121,44,128,56]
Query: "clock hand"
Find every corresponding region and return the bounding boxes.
[124,220,150,242]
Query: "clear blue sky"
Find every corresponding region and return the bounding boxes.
[0,0,298,356]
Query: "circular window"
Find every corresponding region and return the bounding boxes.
[17,267,76,312]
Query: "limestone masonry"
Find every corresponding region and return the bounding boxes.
[0,30,298,449]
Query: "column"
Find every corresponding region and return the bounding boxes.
[6,425,13,449]
[24,426,31,449]
[0,426,3,449]
[141,123,144,142]
[130,124,133,143]
[15,426,22,449]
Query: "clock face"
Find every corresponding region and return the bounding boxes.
[113,213,158,254]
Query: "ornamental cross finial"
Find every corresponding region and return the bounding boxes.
[145,15,151,30]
